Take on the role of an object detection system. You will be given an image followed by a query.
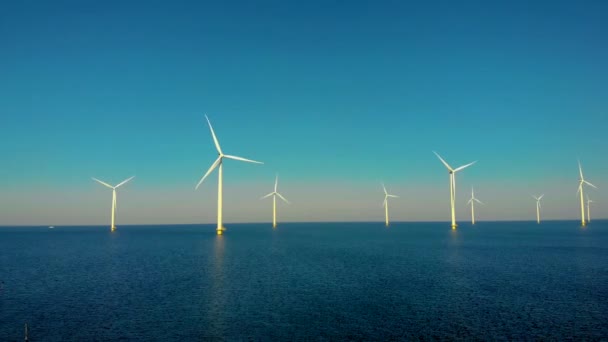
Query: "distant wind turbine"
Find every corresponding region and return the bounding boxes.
[260,175,289,228]
[586,195,594,223]
[532,194,544,224]
[382,183,399,227]
[467,187,483,225]
[196,115,263,235]
[433,152,476,229]
[577,161,597,227]
[92,176,135,232]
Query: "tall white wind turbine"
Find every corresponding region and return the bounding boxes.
[434,152,476,229]
[577,161,597,227]
[532,194,544,224]
[196,115,263,235]
[92,176,135,232]
[382,183,399,227]
[467,187,483,225]
[260,175,289,228]
[586,195,594,223]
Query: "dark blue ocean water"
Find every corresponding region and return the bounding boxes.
[1,221,607,340]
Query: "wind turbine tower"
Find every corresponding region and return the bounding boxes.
[382,183,399,227]
[92,176,135,232]
[260,175,289,228]
[532,194,544,224]
[467,187,483,225]
[196,115,263,235]
[577,161,597,227]
[433,152,476,229]
[586,195,594,223]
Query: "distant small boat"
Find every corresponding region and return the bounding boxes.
[48,226,54,229]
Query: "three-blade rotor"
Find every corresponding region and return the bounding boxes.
[382,183,399,207]
[196,115,263,190]
[433,151,476,174]
[92,176,135,190]
[260,175,289,204]
[468,188,484,205]
[577,161,598,195]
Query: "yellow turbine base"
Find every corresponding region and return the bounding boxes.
[451,224,458,230]
[111,227,116,232]
[582,221,587,227]
[216,227,225,235]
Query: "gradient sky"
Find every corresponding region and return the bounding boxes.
[1,0,607,225]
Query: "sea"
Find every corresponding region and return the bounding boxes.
[1,221,607,341]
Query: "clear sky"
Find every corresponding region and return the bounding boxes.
[1,0,607,225]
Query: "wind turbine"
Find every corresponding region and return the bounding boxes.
[260,175,289,228]
[92,176,135,232]
[382,183,399,227]
[577,161,597,227]
[467,187,483,225]
[196,115,263,235]
[586,195,594,223]
[433,152,476,229]
[532,194,544,224]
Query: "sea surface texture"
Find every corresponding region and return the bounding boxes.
[1,221,607,340]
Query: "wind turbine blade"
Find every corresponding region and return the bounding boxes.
[467,198,472,205]
[92,178,114,189]
[433,151,453,171]
[532,195,539,201]
[195,156,221,189]
[260,192,274,200]
[115,176,135,188]
[453,161,477,172]
[382,183,387,195]
[387,194,399,198]
[538,194,544,200]
[584,180,597,189]
[382,198,387,207]
[578,161,584,179]
[205,115,223,154]
[475,199,484,205]
[223,155,263,164]
[274,175,278,192]
[276,192,290,204]
[576,183,582,196]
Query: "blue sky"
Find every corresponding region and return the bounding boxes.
[0,1,607,225]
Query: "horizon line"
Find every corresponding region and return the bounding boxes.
[1,218,606,228]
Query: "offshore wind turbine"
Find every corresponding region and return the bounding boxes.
[92,176,135,232]
[586,195,594,223]
[260,175,289,228]
[467,187,483,225]
[434,152,476,229]
[196,115,263,235]
[532,194,544,224]
[577,161,597,227]
[382,183,399,227]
